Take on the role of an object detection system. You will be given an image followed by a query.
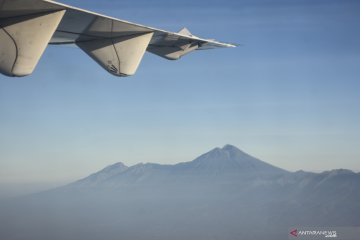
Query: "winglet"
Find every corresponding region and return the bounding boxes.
[178,27,194,37]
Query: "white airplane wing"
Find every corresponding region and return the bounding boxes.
[0,0,236,77]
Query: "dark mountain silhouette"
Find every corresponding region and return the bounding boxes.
[1,145,359,240]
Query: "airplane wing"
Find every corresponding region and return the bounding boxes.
[0,0,236,77]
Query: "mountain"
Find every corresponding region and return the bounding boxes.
[71,162,128,187]
[67,144,287,189]
[174,144,287,174]
[1,145,359,240]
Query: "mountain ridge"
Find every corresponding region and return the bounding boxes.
[65,145,359,190]
[69,144,288,188]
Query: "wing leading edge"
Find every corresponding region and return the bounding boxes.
[0,0,236,77]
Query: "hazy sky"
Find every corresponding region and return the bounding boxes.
[1,0,360,194]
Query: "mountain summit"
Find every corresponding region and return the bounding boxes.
[181,144,286,174]
[72,162,128,187]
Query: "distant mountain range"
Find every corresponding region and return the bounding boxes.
[1,145,359,240]
[69,144,287,188]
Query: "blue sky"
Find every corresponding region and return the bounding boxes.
[1,0,360,195]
